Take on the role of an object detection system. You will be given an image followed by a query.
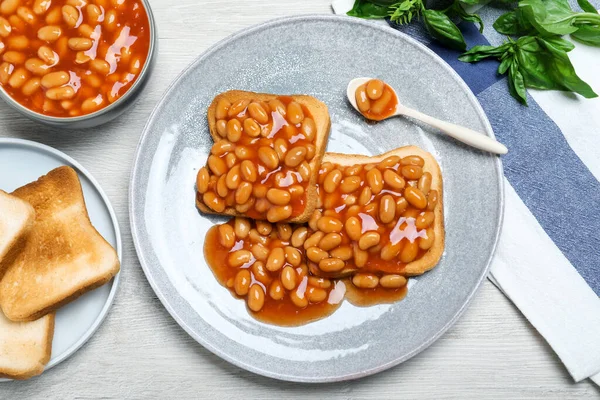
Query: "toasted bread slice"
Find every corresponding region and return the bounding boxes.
[318,146,444,277]
[0,312,54,380]
[196,90,331,223]
[0,191,35,279]
[0,166,120,322]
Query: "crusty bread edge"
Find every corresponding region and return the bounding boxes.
[322,146,445,276]
[197,90,331,223]
[0,313,55,380]
[0,191,35,281]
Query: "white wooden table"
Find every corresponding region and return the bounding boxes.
[1,1,599,398]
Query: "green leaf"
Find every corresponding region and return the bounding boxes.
[458,43,510,62]
[444,1,484,33]
[457,0,480,5]
[577,0,598,14]
[422,9,467,50]
[542,36,576,51]
[571,24,600,46]
[508,62,528,104]
[389,0,422,24]
[498,56,512,74]
[347,0,390,19]
[518,0,600,36]
[493,10,535,35]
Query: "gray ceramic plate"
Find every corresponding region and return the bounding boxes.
[130,15,503,382]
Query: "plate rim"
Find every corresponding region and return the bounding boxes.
[129,14,505,383]
[0,137,122,381]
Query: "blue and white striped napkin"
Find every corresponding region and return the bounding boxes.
[333,0,600,385]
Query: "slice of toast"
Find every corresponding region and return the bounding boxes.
[196,90,331,223]
[315,146,444,277]
[0,190,35,279]
[0,166,120,322]
[0,312,54,380]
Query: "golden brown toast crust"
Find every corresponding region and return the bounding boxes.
[196,90,331,223]
[0,166,120,322]
[0,191,35,281]
[322,146,444,277]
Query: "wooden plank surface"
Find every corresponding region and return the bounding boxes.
[1,0,599,398]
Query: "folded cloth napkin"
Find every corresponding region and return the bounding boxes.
[332,0,600,386]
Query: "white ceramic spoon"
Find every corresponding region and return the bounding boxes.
[347,78,508,155]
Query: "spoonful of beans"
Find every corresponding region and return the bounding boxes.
[347,78,508,155]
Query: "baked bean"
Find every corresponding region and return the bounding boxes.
[319,257,345,272]
[308,209,321,231]
[267,99,285,117]
[400,240,419,263]
[0,0,19,15]
[227,99,249,118]
[290,289,308,308]
[286,228,305,249]
[225,165,241,190]
[248,228,266,245]
[234,145,252,160]
[306,287,327,303]
[40,70,68,88]
[267,205,292,223]
[366,79,384,100]
[353,273,379,289]
[21,76,40,95]
[347,205,361,216]
[61,5,79,28]
[17,6,36,24]
[319,232,342,251]
[355,84,370,112]
[330,245,353,261]
[344,194,357,206]
[273,138,287,160]
[340,175,361,194]
[366,168,383,194]
[216,175,228,197]
[379,194,396,224]
[364,202,378,217]
[235,182,252,204]
[196,167,210,194]
[284,146,307,168]
[401,165,423,180]
[265,247,285,272]
[234,217,251,239]
[7,66,27,88]
[286,101,304,124]
[294,161,310,182]
[240,160,257,182]
[323,169,342,194]
[254,198,269,213]
[3,50,24,64]
[45,85,74,99]
[370,88,392,115]
[255,221,271,236]
[7,35,28,50]
[403,208,420,219]
[247,102,268,124]
[81,94,104,113]
[103,8,117,31]
[247,284,265,312]
[416,211,434,229]
[383,169,405,191]
[306,277,330,290]
[211,140,234,156]
[396,197,408,215]
[305,144,316,161]
[68,37,92,51]
[33,0,50,15]
[228,249,252,268]
[353,244,368,267]
[0,17,9,38]
[401,155,424,167]
[284,246,301,267]
[85,4,102,24]
[233,270,251,296]
[427,190,438,211]
[218,224,235,248]
[378,156,400,170]
[250,261,270,286]
[242,117,260,137]
[289,184,306,198]
[225,119,242,142]
[405,186,427,209]
[253,184,267,198]
[258,146,279,169]
[306,246,327,263]
[317,216,343,233]
[417,172,432,195]
[8,15,24,31]
[269,280,284,300]
[358,231,380,250]
[0,61,12,84]
[419,228,435,250]
[380,274,407,288]
[215,98,230,119]
[224,152,236,169]
[281,266,297,290]
[207,155,227,176]
[266,188,291,206]
[344,165,361,176]
[24,58,47,75]
[344,216,362,241]
[37,45,57,65]
[358,186,372,206]
[45,6,60,24]
[300,117,316,141]
[250,243,269,261]
[380,242,402,261]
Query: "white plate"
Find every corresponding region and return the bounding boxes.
[0,138,121,381]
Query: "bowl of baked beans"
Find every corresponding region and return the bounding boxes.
[0,0,156,128]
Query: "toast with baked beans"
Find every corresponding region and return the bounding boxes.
[307,146,444,278]
[196,90,331,223]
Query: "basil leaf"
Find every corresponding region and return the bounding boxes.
[422,9,467,50]
[542,36,576,51]
[498,56,512,75]
[571,25,600,46]
[445,1,484,32]
[508,62,528,104]
[458,0,481,5]
[494,10,536,35]
[347,0,390,18]
[458,43,510,62]
[518,0,600,36]
[576,0,598,14]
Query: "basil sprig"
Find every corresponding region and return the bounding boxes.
[459,36,598,104]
